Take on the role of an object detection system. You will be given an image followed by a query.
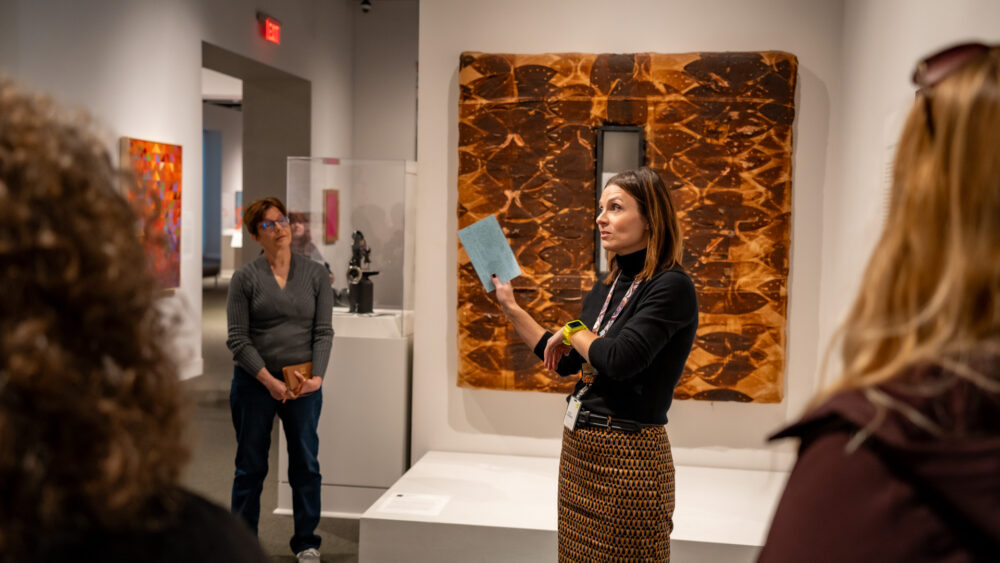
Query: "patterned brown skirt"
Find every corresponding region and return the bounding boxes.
[558,424,675,562]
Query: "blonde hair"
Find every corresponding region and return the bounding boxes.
[818,48,1000,410]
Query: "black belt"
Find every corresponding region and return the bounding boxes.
[576,409,654,433]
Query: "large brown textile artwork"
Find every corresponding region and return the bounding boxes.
[457,51,796,403]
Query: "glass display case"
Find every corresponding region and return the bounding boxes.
[286,157,415,317]
[281,157,416,517]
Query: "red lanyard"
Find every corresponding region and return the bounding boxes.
[578,273,640,388]
[592,273,641,337]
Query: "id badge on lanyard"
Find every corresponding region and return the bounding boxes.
[563,273,640,431]
[563,395,583,430]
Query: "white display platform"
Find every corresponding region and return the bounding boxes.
[359,450,789,563]
[277,308,413,518]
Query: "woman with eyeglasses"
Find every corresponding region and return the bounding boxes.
[226,197,333,563]
[759,43,1000,562]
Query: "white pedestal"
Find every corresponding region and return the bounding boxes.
[277,309,413,518]
[361,451,557,563]
[359,451,789,563]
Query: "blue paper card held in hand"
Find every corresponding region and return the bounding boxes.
[458,215,521,292]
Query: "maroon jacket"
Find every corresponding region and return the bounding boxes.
[759,376,1000,562]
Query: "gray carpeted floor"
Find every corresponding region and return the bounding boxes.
[179,278,360,562]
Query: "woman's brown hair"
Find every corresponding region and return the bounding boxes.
[0,80,188,557]
[244,196,287,237]
[818,47,1000,416]
[603,166,684,283]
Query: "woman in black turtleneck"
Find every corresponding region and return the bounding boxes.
[492,167,698,562]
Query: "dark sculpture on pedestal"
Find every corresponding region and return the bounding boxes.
[347,230,378,314]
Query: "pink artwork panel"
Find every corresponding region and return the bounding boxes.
[324,189,339,244]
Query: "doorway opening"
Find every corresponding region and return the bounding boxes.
[196,42,312,403]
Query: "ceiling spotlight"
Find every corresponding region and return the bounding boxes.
[361,0,372,13]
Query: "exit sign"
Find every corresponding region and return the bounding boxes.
[257,12,281,44]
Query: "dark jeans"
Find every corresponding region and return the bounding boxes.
[230,365,322,554]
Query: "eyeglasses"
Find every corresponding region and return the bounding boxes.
[911,42,993,137]
[259,217,290,232]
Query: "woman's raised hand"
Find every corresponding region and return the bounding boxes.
[491,274,517,311]
[543,330,572,372]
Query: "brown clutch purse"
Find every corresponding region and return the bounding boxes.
[281,361,313,395]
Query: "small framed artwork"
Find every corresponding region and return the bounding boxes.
[323,189,339,243]
[235,191,243,230]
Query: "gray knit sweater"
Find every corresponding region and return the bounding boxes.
[226,253,334,379]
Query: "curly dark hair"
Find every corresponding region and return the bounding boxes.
[0,80,188,558]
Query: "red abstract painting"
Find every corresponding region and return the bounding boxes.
[120,137,182,290]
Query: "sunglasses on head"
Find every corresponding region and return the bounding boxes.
[911,42,994,137]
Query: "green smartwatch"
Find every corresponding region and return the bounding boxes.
[562,319,588,345]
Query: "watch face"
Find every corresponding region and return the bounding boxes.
[567,320,585,329]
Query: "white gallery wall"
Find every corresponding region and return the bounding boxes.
[414,0,845,470]
[308,0,418,308]
[0,0,355,378]
[353,0,419,161]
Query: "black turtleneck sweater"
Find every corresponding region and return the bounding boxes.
[533,249,698,424]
